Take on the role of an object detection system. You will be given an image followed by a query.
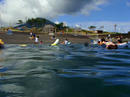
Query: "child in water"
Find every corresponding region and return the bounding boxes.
[62,38,71,45]
[35,36,39,43]
[40,40,43,44]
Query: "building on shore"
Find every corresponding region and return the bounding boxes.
[42,24,56,35]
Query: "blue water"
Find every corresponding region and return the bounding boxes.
[0,44,130,97]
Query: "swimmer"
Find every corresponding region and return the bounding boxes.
[0,39,4,49]
[98,38,117,49]
[62,39,71,45]
[35,36,39,44]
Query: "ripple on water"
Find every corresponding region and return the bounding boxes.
[0,44,130,97]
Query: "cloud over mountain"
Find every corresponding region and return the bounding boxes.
[0,0,107,26]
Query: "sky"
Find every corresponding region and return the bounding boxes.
[0,0,130,33]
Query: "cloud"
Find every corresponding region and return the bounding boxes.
[70,21,130,33]
[0,0,108,26]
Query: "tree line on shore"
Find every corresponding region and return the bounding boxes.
[1,17,127,35]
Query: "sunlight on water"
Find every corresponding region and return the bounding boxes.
[0,44,130,97]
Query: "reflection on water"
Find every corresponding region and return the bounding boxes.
[0,44,130,97]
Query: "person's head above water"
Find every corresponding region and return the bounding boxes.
[101,38,106,42]
[65,38,68,41]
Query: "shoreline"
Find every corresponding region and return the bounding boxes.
[0,32,90,44]
[0,32,130,44]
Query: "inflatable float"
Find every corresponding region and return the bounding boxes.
[93,39,129,49]
[51,39,59,46]
[102,42,128,49]
[117,42,128,48]
[19,44,27,47]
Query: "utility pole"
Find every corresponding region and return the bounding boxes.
[114,24,117,33]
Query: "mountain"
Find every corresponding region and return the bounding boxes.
[15,18,56,28]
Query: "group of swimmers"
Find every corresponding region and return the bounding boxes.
[97,35,127,49]
[98,38,118,49]
[29,32,43,44]
[1,32,127,49]
[29,32,71,45]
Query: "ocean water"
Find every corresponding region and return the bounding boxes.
[0,44,130,97]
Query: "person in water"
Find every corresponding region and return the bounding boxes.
[30,32,33,37]
[62,38,71,45]
[0,39,4,45]
[98,38,118,49]
[0,39,4,49]
[98,38,106,45]
[29,32,36,40]
[35,36,39,44]
[51,35,56,40]
[40,40,43,44]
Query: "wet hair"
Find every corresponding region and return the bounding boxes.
[98,41,100,44]
[65,38,68,41]
[101,38,105,42]
[84,43,88,46]
[118,40,122,43]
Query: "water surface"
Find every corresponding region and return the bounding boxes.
[0,44,130,97]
